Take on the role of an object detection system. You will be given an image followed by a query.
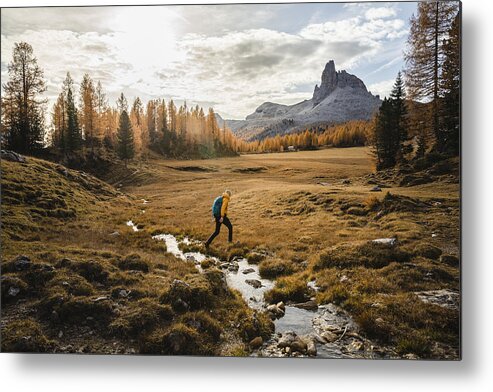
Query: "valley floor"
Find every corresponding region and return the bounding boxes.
[1,147,460,358]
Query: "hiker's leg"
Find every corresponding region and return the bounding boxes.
[223,216,233,242]
[206,219,221,246]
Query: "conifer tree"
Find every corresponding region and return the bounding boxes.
[404,1,458,152]
[117,109,134,167]
[66,87,81,152]
[440,12,460,154]
[2,42,47,153]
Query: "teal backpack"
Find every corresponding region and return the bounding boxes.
[212,196,223,218]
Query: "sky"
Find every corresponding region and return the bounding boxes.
[1,1,418,120]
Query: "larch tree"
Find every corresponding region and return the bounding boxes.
[1,42,47,153]
[440,12,460,154]
[79,73,97,151]
[404,1,459,152]
[94,81,108,145]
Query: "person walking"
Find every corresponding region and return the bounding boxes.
[205,190,233,248]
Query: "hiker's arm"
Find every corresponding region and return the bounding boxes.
[221,198,229,217]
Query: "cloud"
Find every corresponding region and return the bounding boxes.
[365,7,397,20]
[1,4,411,120]
[368,79,395,98]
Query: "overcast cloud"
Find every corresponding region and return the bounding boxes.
[1,2,417,119]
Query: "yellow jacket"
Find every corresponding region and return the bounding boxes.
[220,192,230,217]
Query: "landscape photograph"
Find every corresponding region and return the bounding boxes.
[0,1,461,359]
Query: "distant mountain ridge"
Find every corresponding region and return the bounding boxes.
[224,60,382,141]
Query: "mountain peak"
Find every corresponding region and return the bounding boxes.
[312,60,368,106]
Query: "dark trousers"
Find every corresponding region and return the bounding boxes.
[206,216,233,245]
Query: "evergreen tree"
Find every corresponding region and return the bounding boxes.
[1,42,47,153]
[440,12,460,154]
[389,71,408,161]
[117,110,134,166]
[66,87,81,151]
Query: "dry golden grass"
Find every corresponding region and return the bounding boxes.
[1,147,460,358]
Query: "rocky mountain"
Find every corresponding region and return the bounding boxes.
[225,60,382,141]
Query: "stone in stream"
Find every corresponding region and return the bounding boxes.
[321,331,339,343]
[249,336,263,349]
[242,268,255,274]
[306,338,317,356]
[266,304,285,319]
[278,331,296,348]
[245,279,262,289]
[290,337,308,353]
[293,299,318,311]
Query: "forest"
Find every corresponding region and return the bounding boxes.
[1,1,460,169]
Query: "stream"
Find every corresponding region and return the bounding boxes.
[149,231,396,359]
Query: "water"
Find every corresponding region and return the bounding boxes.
[150,232,395,359]
[126,220,139,232]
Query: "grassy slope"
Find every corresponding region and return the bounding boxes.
[127,147,460,359]
[1,156,272,355]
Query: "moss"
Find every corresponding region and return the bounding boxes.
[70,259,110,283]
[160,274,217,311]
[1,319,54,353]
[413,243,443,260]
[48,296,113,326]
[46,273,95,296]
[180,311,223,341]
[110,298,174,338]
[236,309,274,341]
[258,258,298,279]
[139,323,214,355]
[117,254,150,272]
[1,275,29,304]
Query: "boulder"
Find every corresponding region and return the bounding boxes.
[1,150,26,163]
[278,331,296,348]
[290,337,308,353]
[245,279,262,289]
[242,268,255,275]
[13,255,32,271]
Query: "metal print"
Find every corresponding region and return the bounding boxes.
[0,1,461,359]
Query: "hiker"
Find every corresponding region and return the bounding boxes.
[205,190,233,248]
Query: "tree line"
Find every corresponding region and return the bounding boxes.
[373,2,460,170]
[238,120,371,153]
[1,42,240,164]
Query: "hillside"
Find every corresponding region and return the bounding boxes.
[1,153,269,355]
[225,60,382,141]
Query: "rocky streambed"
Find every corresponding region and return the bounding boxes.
[151,232,397,359]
